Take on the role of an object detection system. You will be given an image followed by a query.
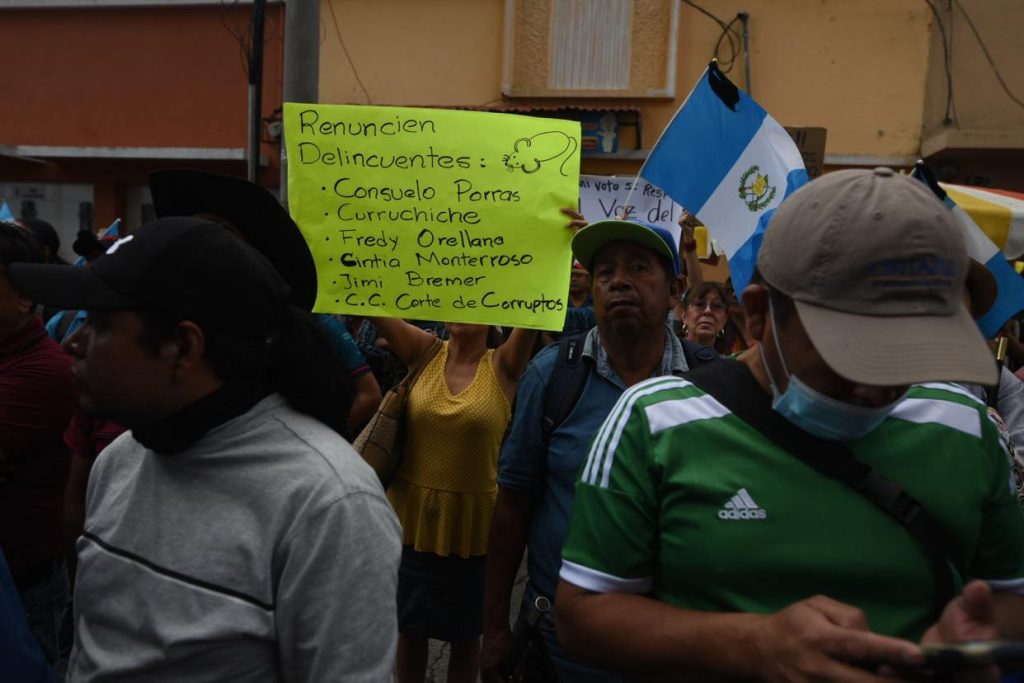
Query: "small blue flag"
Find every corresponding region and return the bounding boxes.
[99,218,120,239]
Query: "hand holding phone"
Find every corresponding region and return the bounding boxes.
[922,641,1024,670]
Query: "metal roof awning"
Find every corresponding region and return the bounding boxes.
[0,145,47,164]
[448,104,642,114]
[921,129,1024,158]
[0,146,268,166]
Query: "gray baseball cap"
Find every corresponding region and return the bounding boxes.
[758,167,996,386]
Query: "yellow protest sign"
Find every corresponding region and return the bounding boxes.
[284,103,581,330]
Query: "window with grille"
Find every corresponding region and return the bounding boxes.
[503,0,678,98]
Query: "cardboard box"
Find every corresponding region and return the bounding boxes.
[786,127,828,179]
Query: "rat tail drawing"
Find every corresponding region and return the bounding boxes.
[558,136,579,177]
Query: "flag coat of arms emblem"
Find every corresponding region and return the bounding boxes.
[738,165,776,211]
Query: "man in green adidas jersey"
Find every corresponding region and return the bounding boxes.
[555,168,1024,682]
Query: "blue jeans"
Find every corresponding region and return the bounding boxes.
[18,559,70,680]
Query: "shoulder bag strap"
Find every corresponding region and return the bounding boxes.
[401,338,443,389]
[685,360,962,603]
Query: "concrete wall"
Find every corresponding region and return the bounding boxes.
[1,5,283,149]
[668,0,931,162]
[318,0,504,107]
[921,0,1024,188]
[0,4,286,224]
[319,0,936,171]
[922,0,1024,137]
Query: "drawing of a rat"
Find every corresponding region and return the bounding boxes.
[502,131,578,176]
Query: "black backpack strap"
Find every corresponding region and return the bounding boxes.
[541,335,714,440]
[542,333,590,443]
[685,359,963,603]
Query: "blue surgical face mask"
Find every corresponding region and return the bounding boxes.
[759,301,903,441]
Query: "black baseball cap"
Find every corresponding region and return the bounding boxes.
[149,169,317,310]
[9,216,290,341]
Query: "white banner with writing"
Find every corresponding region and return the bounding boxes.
[579,175,683,245]
[578,174,719,256]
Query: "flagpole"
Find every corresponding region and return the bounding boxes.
[622,63,714,219]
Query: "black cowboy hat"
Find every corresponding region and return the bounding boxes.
[149,169,317,310]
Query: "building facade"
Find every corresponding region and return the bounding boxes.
[2,0,1022,258]
[0,0,284,258]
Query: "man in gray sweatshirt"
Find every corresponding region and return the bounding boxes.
[10,216,402,682]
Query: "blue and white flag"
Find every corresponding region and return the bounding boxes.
[72,218,122,267]
[0,201,13,222]
[912,163,1024,338]
[100,217,121,239]
[636,63,808,292]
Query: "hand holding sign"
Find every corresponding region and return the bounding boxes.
[562,206,588,233]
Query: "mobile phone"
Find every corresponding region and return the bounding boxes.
[922,641,1024,669]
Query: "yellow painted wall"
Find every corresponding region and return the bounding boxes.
[665,0,932,159]
[922,0,1024,138]
[319,0,934,164]
[318,0,504,106]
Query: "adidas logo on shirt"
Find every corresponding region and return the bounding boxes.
[717,488,767,520]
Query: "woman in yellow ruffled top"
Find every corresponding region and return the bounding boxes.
[369,316,537,683]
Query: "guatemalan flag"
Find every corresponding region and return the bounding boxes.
[912,162,1024,338]
[638,63,807,292]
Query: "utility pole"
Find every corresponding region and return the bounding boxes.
[738,11,751,96]
[247,0,267,183]
[280,0,320,206]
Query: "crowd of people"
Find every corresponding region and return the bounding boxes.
[0,166,1022,683]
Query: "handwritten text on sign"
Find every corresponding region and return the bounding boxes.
[578,175,719,258]
[284,103,581,329]
[578,174,683,243]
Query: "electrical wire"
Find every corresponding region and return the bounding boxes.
[325,0,372,104]
[713,16,742,73]
[263,3,279,45]
[921,0,958,125]
[953,0,1024,109]
[219,0,252,78]
[681,0,742,74]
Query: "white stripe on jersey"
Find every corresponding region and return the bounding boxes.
[559,559,653,594]
[737,488,758,508]
[986,576,1024,595]
[644,393,731,435]
[582,377,691,487]
[889,397,982,438]
[583,376,685,484]
[916,382,985,405]
[596,378,692,488]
